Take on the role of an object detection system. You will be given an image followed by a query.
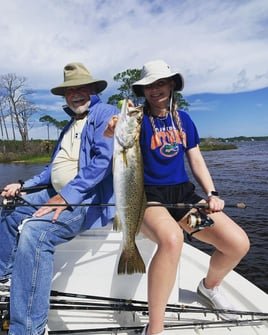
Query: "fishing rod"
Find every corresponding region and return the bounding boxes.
[0,197,247,209]
[49,290,267,318]
[0,183,247,209]
[6,297,241,315]
[49,300,268,319]
[2,290,267,319]
[0,195,246,232]
[42,318,268,334]
[0,197,246,232]
[2,292,268,334]
[1,318,266,335]
[2,298,268,333]
[0,183,246,210]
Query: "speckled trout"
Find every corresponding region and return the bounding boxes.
[113,99,146,274]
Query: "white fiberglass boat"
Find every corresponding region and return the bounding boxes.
[43,223,268,334]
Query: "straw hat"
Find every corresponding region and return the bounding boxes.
[132,60,184,97]
[51,62,107,96]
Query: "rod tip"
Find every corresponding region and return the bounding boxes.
[237,202,246,209]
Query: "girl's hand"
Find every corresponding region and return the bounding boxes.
[207,196,225,212]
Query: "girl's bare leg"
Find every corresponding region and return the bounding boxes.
[179,210,250,288]
[141,206,184,335]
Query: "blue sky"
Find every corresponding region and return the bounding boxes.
[0,0,267,139]
[186,88,268,138]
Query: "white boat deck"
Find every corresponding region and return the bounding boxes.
[47,224,268,334]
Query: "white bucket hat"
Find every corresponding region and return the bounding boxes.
[132,60,184,97]
[51,62,107,96]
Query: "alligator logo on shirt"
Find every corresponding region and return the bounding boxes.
[151,129,182,157]
[160,142,179,156]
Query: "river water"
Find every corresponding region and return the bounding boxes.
[0,141,267,293]
[186,140,268,294]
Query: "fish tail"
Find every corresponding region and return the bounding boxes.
[117,244,146,275]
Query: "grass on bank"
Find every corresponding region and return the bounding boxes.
[0,140,56,164]
[12,154,51,164]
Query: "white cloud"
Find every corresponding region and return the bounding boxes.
[0,0,267,95]
[187,98,214,112]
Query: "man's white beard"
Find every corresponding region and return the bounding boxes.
[69,100,91,115]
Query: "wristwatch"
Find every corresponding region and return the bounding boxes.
[207,191,219,197]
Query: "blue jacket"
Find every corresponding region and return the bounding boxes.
[24,95,119,229]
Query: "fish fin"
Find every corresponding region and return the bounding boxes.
[117,243,146,275]
[113,214,122,231]
[121,150,128,167]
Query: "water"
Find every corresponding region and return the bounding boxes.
[0,141,267,293]
[186,140,268,293]
[0,164,45,185]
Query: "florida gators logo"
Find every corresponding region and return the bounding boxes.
[160,142,179,156]
[151,131,180,157]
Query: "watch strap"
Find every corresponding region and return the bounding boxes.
[207,191,219,197]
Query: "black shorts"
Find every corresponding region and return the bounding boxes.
[144,182,203,221]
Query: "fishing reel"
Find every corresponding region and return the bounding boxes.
[0,295,10,332]
[1,197,25,210]
[187,209,214,238]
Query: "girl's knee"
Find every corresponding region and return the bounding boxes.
[239,232,250,256]
[159,229,184,253]
[226,229,250,258]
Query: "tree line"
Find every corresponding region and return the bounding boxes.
[0,69,190,149]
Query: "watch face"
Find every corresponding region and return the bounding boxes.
[211,191,219,196]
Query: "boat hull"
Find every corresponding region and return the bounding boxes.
[48,224,268,334]
[1,224,267,334]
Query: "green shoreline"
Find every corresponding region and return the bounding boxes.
[1,137,267,164]
[0,144,237,164]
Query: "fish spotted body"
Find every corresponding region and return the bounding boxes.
[113,99,146,274]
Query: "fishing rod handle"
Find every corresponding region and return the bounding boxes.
[0,184,50,194]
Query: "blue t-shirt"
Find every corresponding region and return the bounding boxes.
[140,110,200,185]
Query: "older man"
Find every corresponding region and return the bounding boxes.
[0,62,119,335]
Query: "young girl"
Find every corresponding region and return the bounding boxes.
[105,59,250,335]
